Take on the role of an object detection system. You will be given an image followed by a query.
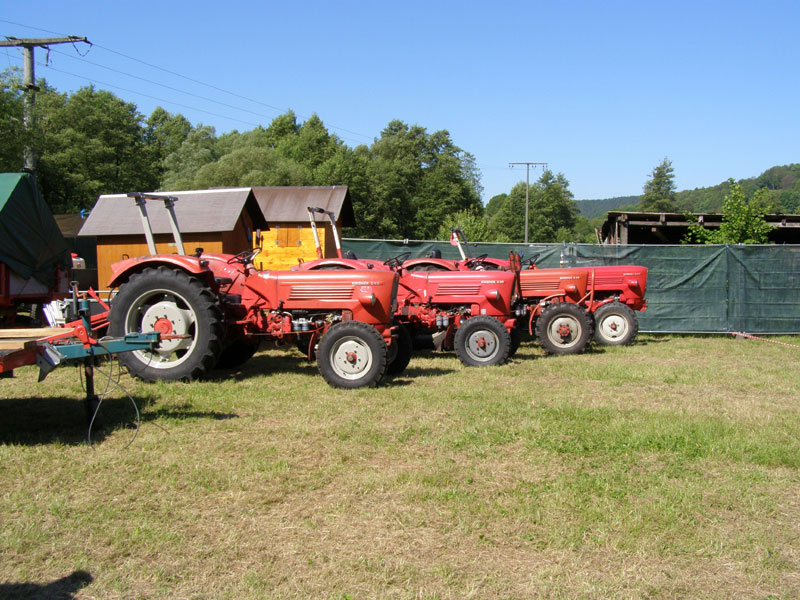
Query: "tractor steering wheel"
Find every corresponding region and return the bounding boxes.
[226,248,261,264]
[383,252,411,268]
[464,254,489,269]
[525,253,540,268]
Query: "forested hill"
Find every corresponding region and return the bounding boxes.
[576,164,800,217]
[675,164,800,213]
[576,196,639,218]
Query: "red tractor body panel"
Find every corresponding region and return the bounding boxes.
[243,269,397,335]
[108,254,210,289]
[518,268,589,303]
[398,270,515,315]
[583,265,648,311]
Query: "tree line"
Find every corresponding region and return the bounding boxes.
[1,69,793,244]
[0,68,590,243]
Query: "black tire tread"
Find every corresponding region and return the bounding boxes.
[453,315,511,367]
[534,302,592,355]
[109,266,223,381]
[593,301,639,346]
[317,320,388,389]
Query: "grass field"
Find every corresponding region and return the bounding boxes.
[1,334,800,599]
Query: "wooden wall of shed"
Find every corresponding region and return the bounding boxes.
[253,222,337,270]
[96,232,251,289]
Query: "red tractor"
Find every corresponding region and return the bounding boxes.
[447,229,647,347]
[293,208,520,367]
[401,248,592,355]
[106,194,402,389]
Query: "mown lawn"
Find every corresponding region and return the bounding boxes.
[1,334,799,599]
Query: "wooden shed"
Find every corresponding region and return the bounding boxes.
[251,186,355,270]
[78,188,267,288]
[601,210,800,244]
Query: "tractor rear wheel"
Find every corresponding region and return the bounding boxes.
[454,316,511,367]
[387,324,413,375]
[317,321,388,388]
[108,267,223,381]
[535,302,592,355]
[593,301,638,346]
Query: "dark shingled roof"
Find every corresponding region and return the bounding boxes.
[252,186,355,227]
[78,188,267,236]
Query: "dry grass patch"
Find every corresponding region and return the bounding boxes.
[2,334,800,598]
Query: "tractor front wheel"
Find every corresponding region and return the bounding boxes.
[108,266,223,381]
[454,316,511,367]
[317,321,388,388]
[535,302,592,355]
[593,301,638,346]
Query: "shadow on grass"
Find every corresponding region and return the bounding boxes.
[208,350,319,382]
[395,365,457,378]
[0,570,93,600]
[0,392,237,446]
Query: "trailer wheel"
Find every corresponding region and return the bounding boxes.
[109,267,222,381]
[454,316,511,367]
[387,325,413,375]
[535,302,591,355]
[317,321,387,388]
[593,301,638,346]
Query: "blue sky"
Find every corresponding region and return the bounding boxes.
[2,1,798,202]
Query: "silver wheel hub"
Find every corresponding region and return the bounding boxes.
[599,313,628,341]
[125,290,199,368]
[330,336,373,380]
[466,329,498,361]
[548,315,581,348]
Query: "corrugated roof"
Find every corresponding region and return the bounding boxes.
[78,188,267,237]
[252,186,355,227]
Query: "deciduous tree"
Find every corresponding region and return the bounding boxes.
[684,179,772,244]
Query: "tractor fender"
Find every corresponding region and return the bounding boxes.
[107,255,211,289]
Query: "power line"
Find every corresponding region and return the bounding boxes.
[0,34,90,172]
[89,42,373,141]
[47,47,291,123]
[4,51,369,145]
[32,59,262,127]
[0,18,374,142]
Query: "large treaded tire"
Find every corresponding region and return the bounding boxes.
[593,301,638,346]
[454,316,511,367]
[317,321,388,389]
[108,267,223,382]
[535,302,592,355]
[387,324,413,375]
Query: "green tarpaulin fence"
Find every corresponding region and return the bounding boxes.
[342,239,800,334]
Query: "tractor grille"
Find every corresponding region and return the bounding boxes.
[435,283,481,295]
[288,285,354,300]
[521,280,561,292]
[594,275,625,286]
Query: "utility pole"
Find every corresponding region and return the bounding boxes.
[508,161,547,243]
[0,36,90,172]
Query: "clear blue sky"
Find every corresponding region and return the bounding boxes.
[2,1,798,202]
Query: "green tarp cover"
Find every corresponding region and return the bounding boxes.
[342,239,800,334]
[0,173,69,287]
